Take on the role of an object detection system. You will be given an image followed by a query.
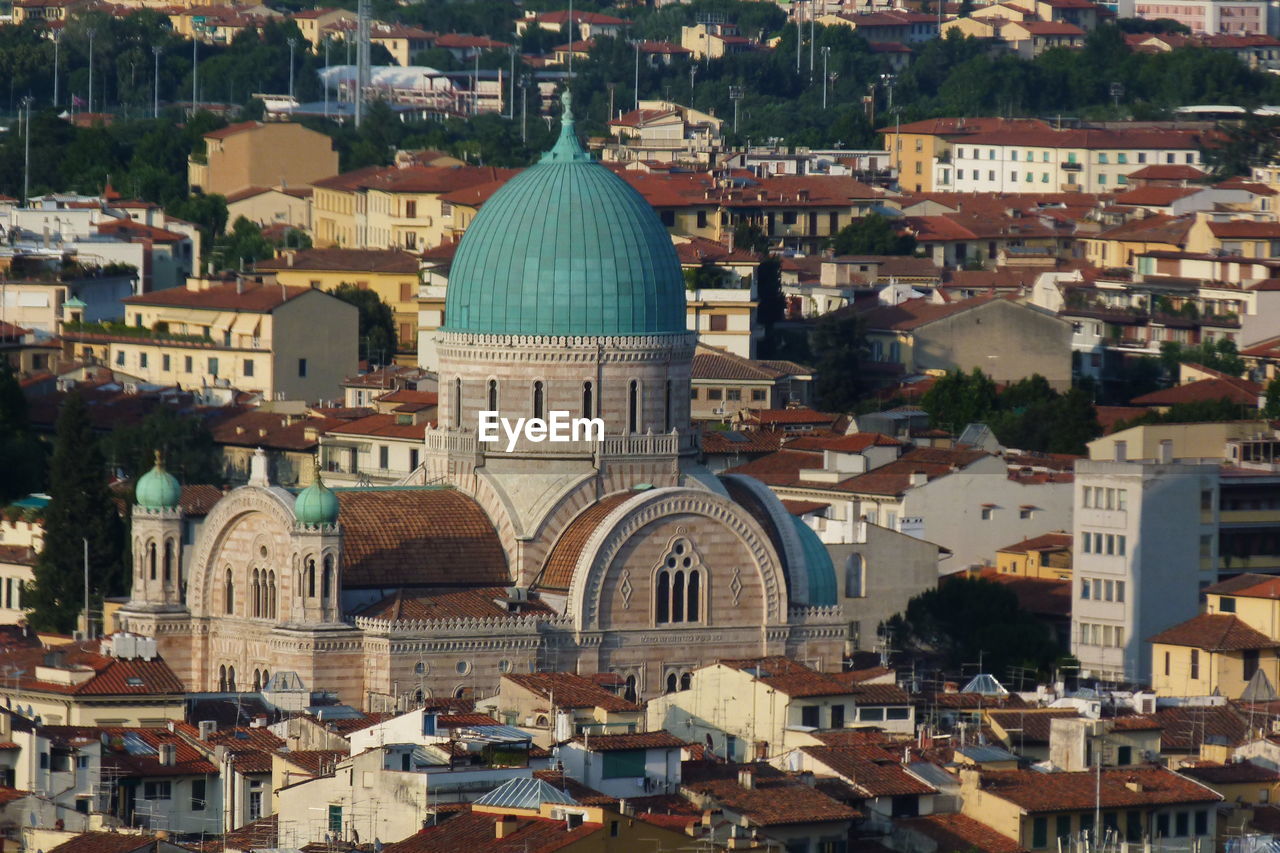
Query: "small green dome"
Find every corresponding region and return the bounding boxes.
[295,467,339,527]
[443,92,687,338]
[136,451,181,510]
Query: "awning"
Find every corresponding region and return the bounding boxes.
[208,313,235,334]
[230,313,260,338]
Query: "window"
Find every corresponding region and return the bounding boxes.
[143,781,172,800]
[1245,649,1260,680]
[1190,649,1200,680]
[225,569,234,615]
[830,704,845,728]
[488,379,497,412]
[1194,811,1208,836]
[208,357,219,375]
[1164,651,1171,676]
[800,705,820,727]
[378,445,389,469]
[1099,153,1109,164]
[1219,596,1236,613]
[1104,580,1114,601]
[751,389,766,401]
[1020,508,1032,520]
[328,805,343,834]
[628,380,639,432]
[405,200,417,219]
[184,355,193,373]
[981,507,993,520]
[886,707,910,720]
[1081,579,1091,600]
[1056,816,1071,842]
[709,314,727,332]
[191,779,206,811]
[1083,486,1092,508]
[1032,817,1048,848]
[298,358,308,378]
[244,359,254,377]
[708,389,723,401]
[1117,535,1126,556]
[1083,533,1092,554]
[1116,581,1125,603]
[115,350,126,366]
[582,381,594,418]
[859,707,885,722]
[533,381,544,420]
[162,354,170,371]
[726,389,741,401]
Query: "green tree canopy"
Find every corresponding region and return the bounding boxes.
[0,363,46,504]
[102,407,223,486]
[26,394,126,633]
[332,283,397,366]
[886,575,1064,677]
[829,213,917,256]
[809,310,868,413]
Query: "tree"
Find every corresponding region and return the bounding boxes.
[809,310,868,413]
[0,363,46,504]
[921,369,998,432]
[1266,376,1280,419]
[828,213,917,256]
[26,394,126,633]
[887,576,1063,677]
[332,283,397,366]
[213,217,275,270]
[102,407,223,485]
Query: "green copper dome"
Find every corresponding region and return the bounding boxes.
[443,92,687,337]
[295,465,339,527]
[136,451,181,510]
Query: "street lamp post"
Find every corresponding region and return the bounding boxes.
[507,44,517,119]
[323,38,330,119]
[633,40,639,111]
[288,38,297,101]
[191,37,198,113]
[520,73,531,142]
[21,96,32,207]
[728,84,743,133]
[152,45,162,118]
[86,28,95,114]
[821,46,830,109]
[689,65,696,102]
[52,32,60,109]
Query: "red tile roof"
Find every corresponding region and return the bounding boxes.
[801,745,939,798]
[1205,573,1280,600]
[47,833,159,853]
[986,709,1081,745]
[383,809,599,853]
[255,248,419,275]
[784,433,901,453]
[570,731,688,751]
[718,656,855,698]
[897,813,1028,853]
[540,492,635,589]
[503,671,640,712]
[1126,164,1208,181]
[685,763,860,826]
[357,587,554,622]
[1148,613,1280,651]
[1152,704,1249,752]
[1208,220,1280,239]
[203,121,265,140]
[974,766,1221,812]
[997,532,1073,555]
[325,413,427,440]
[0,640,185,696]
[336,489,507,587]
[1180,760,1280,785]
[1130,376,1260,407]
[123,281,312,313]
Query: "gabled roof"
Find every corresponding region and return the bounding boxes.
[123,281,312,313]
[1204,573,1280,600]
[800,744,939,798]
[502,671,640,712]
[718,656,854,698]
[255,248,419,275]
[897,813,1028,853]
[692,345,810,382]
[569,731,688,751]
[382,808,599,853]
[974,766,1221,812]
[1148,613,1280,651]
[1130,376,1260,406]
[997,531,1072,555]
[683,762,860,826]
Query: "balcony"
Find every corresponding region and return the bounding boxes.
[1061,161,1083,171]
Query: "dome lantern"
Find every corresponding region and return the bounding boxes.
[294,459,339,528]
[135,450,181,510]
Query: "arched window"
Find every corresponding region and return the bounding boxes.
[680,672,693,691]
[414,688,424,703]
[250,570,260,618]
[453,377,462,427]
[655,571,670,624]
[262,670,270,689]
[148,542,157,581]
[687,570,700,623]
[845,554,865,598]
[628,380,639,433]
[253,669,262,691]
[225,569,234,615]
[624,675,637,703]
[582,381,593,419]
[227,666,236,692]
[162,541,174,585]
[307,559,316,598]
[267,570,276,618]
[322,555,334,601]
[665,380,673,432]
[487,379,498,412]
[218,665,227,692]
[672,572,685,623]
[533,381,544,420]
[665,673,678,694]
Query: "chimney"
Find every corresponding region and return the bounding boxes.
[909,471,927,487]
[158,743,177,767]
[738,766,756,789]
[494,815,519,839]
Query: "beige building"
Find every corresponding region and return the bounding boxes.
[994,531,1072,580]
[690,345,811,420]
[225,186,313,234]
[483,671,643,746]
[0,515,40,625]
[188,122,339,198]
[601,101,724,167]
[61,278,359,402]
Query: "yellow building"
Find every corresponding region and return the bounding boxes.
[1178,762,1280,807]
[958,765,1222,850]
[188,122,339,198]
[994,531,1073,579]
[0,515,40,626]
[1185,213,1280,259]
[225,186,313,234]
[879,117,1054,193]
[1087,421,1271,463]
[1083,214,1192,270]
[62,278,359,402]
[291,7,356,47]
[255,248,421,361]
[1150,574,1280,697]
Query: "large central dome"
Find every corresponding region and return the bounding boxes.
[442,93,687,337]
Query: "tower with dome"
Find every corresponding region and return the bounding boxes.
[117,95,845,706]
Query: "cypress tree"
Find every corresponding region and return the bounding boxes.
[27,393,126,633]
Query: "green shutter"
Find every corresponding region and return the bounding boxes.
[601,749,646,779]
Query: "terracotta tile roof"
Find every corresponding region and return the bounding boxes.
[539,492,635,589]
[433,33,510,49]
[721,449,823,485]
[986,709,1081,745]
[692,345,808,381]
[699,429,785,456]
[1149,613,1280,651]
[1096,405,1152,433]
[222,814,278,850]
[383,809,599,853]
[834,447,991,496]
[974,766,1221,812]
[357,587,554,622]
[530,9,627,24]
[781,499,830,516]
[570,731,687,751]
[1092,213,1192,244]
[255,248,419,275]
[742,407,839,426]
[504,672,640,712]
[637,39,691,55]
[785,433,901,453]
[997,532,1072,555]
[879,117,1053,136]
[72,727,219,777]
[1181,760,1280,785]
[1209,220,1280,239]
[0,545,37,567]
[47,834,159,853]
[1112,186,1201,207]
[211,411,337,452]
[325,413,427,440]
[856,295,1004,332]
[1204,573,1280,599]
[203,121,265,140]
[336,489,507,587]
[0,641,185,696]
[356,165,518,196]
[123,281,311,313]
[800,745,939,797]
[1131,376,1260,406]
[719,657,854,698]
[1109,716,1163,732]
[96,218,187,243]
[439,178,512,208]
[897,813,1028,853]
[312,164,389,193]
[848,683,913,705]
[1152,704,1250,752]
[978,572,1072,618]
[685,764,860,826]
[279,749,347,775]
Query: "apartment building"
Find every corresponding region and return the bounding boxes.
[188,122,339,198]
[880,117,1053,193]
[945,127,1207,193]
[1073,426,1280,683]
[1133,0,1269,34]
[61,278,358,401]
[602,100,724,166]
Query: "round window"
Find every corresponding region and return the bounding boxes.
[456,661,471,675]
[674,543,685,555]
[414,662,427,675]
[259,545,268,558]
[498,659,512,674]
